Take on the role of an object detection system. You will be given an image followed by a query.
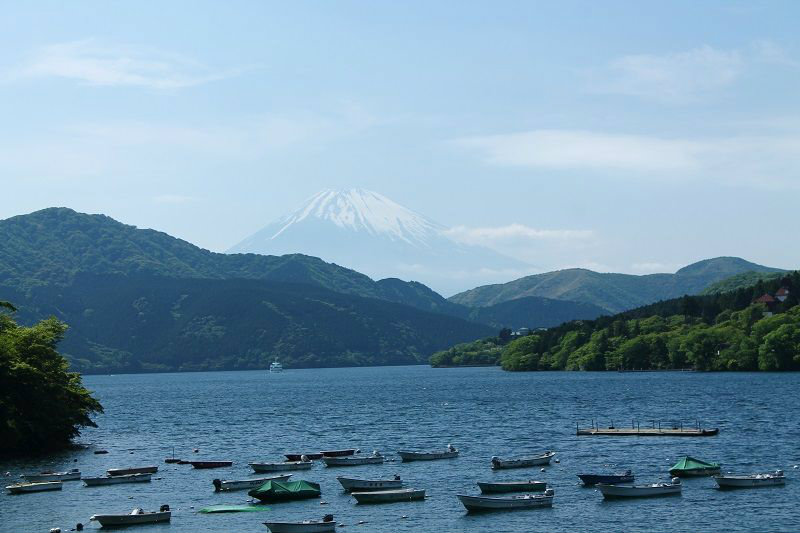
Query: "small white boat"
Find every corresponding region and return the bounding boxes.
[490,451,555,470]
[23,468,81,482]
[714,471,785,489]
[398,444,458,462]
[457,489,554,511]
[352,488,426,503]
[323,451,384,467]
[597,478,681,498]
[477,480,547,493]
[90,506,171,527]
[337,475,402,492]
[264,515,336,533]
[250,460,313,473]
[6,481,63,494]
[83,473,152,486]
[269,361,283,372]
[213,474,292,491]
[107,466,158,476]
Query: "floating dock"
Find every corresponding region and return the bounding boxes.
[577,427,719,437]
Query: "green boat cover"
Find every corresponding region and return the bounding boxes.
[670,456,720,472]
[198,505,270,513]
[248,480,321,501]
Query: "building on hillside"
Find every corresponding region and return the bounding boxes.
[754,293,777,317]
[776,287,790,302]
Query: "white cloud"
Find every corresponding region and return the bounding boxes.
[445,223,593,244]
[453,129,800,189]
[11,39,247,89]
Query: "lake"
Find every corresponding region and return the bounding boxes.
[2,367,799,532]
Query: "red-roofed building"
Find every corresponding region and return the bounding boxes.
[776,287,790,302]
[754,293,776,304]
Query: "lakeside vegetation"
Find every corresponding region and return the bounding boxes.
[433,273,800,372]
[0,302,102,455]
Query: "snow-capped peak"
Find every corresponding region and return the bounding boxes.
[270,189,445,247]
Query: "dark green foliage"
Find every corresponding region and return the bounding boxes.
[0,306,102,455]
[449,257,785,313]
[701,271,784,295]
[430,336,506,367]
[497,272,800,372]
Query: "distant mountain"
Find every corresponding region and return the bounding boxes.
[449,257,786,314]
[228,189,529,295]
[700,271,784,295]
[465,296,607,330]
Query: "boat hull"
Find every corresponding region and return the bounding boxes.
[597,483,681,498]
[323,456,383,467]
[250,461,313,473]
[107,466,158,476]
[337,477,403,492]
[263,521,336,533]
[398,451,458,462]
[477,481,546,493]
[23,471,81,482]
[285,453,324,461]
[6,481,63,494]
[491,452,555,470]
[352,488,425,503]
[714,475,785,488]
[83,474,152,486]
[578,473,635,486]
[189,461,233,469]
[320,449,357,458]
[91,511,171,526]
[669,467,720,477]
[457,493,553,511]
[217,475,292,491]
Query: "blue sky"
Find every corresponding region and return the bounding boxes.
[1,1,799,277]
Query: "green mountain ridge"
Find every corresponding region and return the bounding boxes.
[449,258,786,313]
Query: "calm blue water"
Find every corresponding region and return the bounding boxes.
[2,367,799,533]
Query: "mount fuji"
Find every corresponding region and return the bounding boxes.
[228,189,530,295]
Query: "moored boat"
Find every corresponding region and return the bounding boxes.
[213,474,292,491]
[597,478,681,498]
[269,361,283,373]
[264,515,336,533]
[6,481,63,494]
[188,460,233,469]
[286,453,324,461]
[490,451,555,470]
[107,466,158,476]
[23,468,81,482]
[323,451,383,467]
[250,460,313,473]
[90,506,171,527]
[351,488,425,503]
[337,475,402,492]
[83,473,152,486]
[248,480,321,502]
[457,489,554,511]
[398,444,458,462]
[320,449,358,458]
[669,456,720,477]
[714,471,785,489]
[477,480,546,493]
[578,470,634,486]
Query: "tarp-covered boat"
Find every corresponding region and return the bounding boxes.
[248,480,322,502]
[669,456,720,477]
[577,470,634,486]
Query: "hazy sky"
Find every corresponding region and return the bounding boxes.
[2,1,799,277]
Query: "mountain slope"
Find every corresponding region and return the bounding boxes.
[449,257,786,313]
[228,189,529,295]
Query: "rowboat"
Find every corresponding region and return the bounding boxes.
[577,470,634,486]
[6,481,62,494]
[90,506,171,527]
[669,456,720,477]
[477,480,547,493]
[23,468,81,482]
[248,480,321,502]
[597,478,681,498]
[83,473,152,486]
[264,515,336,533]
[457,489,554,511]
[250,461,313,473]
[491,451,555,470]
[320,449,358,458]
[352,488,425,503]
[714,471,785,489]
[337,476,403,492]
[323,451,384,467]
[188,460,233,469]
[398,444,458,462]
[107,466,158,476]
[286,453,324,461]
[213,474,292,491]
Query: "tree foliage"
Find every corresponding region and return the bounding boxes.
[0,306,102,455]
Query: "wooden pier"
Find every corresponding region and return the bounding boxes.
[577,420,719,437]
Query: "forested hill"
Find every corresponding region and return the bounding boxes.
[499,272,800,372]
[449,257,785,313]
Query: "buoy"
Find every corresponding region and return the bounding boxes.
[401,515,408,519]
[540,468,545,472]
[193,448,199,453]
[554,459,560,463]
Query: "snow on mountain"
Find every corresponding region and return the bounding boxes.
[228,189,531,295]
